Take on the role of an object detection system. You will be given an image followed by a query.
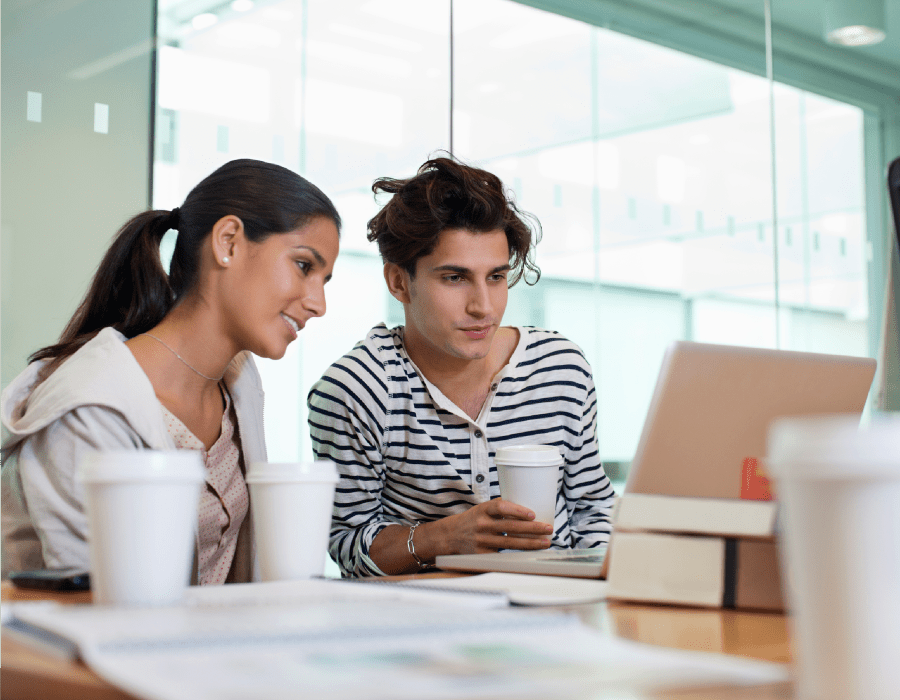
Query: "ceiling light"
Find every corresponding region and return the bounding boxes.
[231,0,254,12]
[192,13,218,31]
[824,0,886,46]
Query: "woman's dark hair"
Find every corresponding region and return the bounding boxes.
[31,158,340,373]
[366,155,541,286]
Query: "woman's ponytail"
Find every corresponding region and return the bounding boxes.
[29,210,177,369]
[30,158,340,377]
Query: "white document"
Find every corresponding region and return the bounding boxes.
[183,576,510,609]
[398,572,609,605]
[5,578,789,700]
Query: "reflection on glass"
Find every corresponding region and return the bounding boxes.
[453,0,867,462]
[155,0,450,460]
[155,0,868,468]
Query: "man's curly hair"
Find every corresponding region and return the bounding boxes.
[366,155,541,286]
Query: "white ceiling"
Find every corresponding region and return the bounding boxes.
[711,0,900,70]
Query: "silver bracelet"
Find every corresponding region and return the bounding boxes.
[407,522,426,568]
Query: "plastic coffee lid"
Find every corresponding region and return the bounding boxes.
[79,450,205,483]
[246,460,339,484]
[494,444,563,467]
[768,414,900,481]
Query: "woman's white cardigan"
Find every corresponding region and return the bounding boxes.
[1,327,266,579]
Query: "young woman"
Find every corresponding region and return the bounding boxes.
[1,159,341,584]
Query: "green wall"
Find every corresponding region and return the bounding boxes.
[1,0,155,391]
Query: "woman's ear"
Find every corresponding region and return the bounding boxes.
[210,215,244,267]
[384,263,412,304]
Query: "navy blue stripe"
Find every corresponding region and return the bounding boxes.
[308,324,616,577]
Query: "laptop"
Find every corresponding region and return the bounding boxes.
[435,341,876,578]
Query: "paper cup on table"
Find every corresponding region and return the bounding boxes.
[246,461,338,581]
[79,450,204,606]
[768,415,900,700]
[494,445,561,529]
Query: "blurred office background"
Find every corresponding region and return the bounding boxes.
[3,0,900,486]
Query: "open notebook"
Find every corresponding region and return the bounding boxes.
[436,341,876,578]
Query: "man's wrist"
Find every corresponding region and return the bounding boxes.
[407,518,446,564]
[407,522,426,568]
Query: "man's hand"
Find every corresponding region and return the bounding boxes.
[427,498,553,555]
[368,499,553,575]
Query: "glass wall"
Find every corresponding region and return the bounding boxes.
[155,0,450,459]
[153,0,870,474]
[451,0,868,464]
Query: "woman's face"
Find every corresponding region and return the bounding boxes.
[224,216,340,359]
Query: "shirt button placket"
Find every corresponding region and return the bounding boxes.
[473,426,487,498]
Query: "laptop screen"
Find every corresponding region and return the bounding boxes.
[622,341,875,500]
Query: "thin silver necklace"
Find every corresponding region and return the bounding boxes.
[141,332,224,382]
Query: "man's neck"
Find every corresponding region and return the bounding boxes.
[404,326,519,420]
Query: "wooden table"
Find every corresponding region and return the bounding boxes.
[1,578,794,700]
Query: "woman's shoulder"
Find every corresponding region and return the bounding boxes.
[225,350,263,391]
[45,328,143,389]
[2,327,158,439]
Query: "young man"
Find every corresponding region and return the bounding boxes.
[308,157,615,577]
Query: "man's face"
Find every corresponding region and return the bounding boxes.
[393,228,510,366]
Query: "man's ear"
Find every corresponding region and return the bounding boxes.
[210,215,244,268]
[384,262,412,304]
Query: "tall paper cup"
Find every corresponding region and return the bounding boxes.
[768,415,900,700]
[494,445,562,528]
[246,461,338,580]
[79,450,204,606]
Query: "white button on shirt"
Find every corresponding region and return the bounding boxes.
[413,364,505,502]
[309,323,616,578]
[161,388,248,585]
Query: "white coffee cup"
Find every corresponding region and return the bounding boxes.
[768,415,900,700]
[494,445,562,528]
[79,450,204,606]
[246,460,338,581]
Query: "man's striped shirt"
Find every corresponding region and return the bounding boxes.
[308,323,616,577]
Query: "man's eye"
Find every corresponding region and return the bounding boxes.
[444,274,462,283]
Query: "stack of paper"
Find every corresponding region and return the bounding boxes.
[393,572,609,605]
[5,578,789,700]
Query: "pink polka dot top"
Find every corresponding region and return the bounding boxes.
[161,386,248,585]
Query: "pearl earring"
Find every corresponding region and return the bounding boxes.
[222,256,230,264]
